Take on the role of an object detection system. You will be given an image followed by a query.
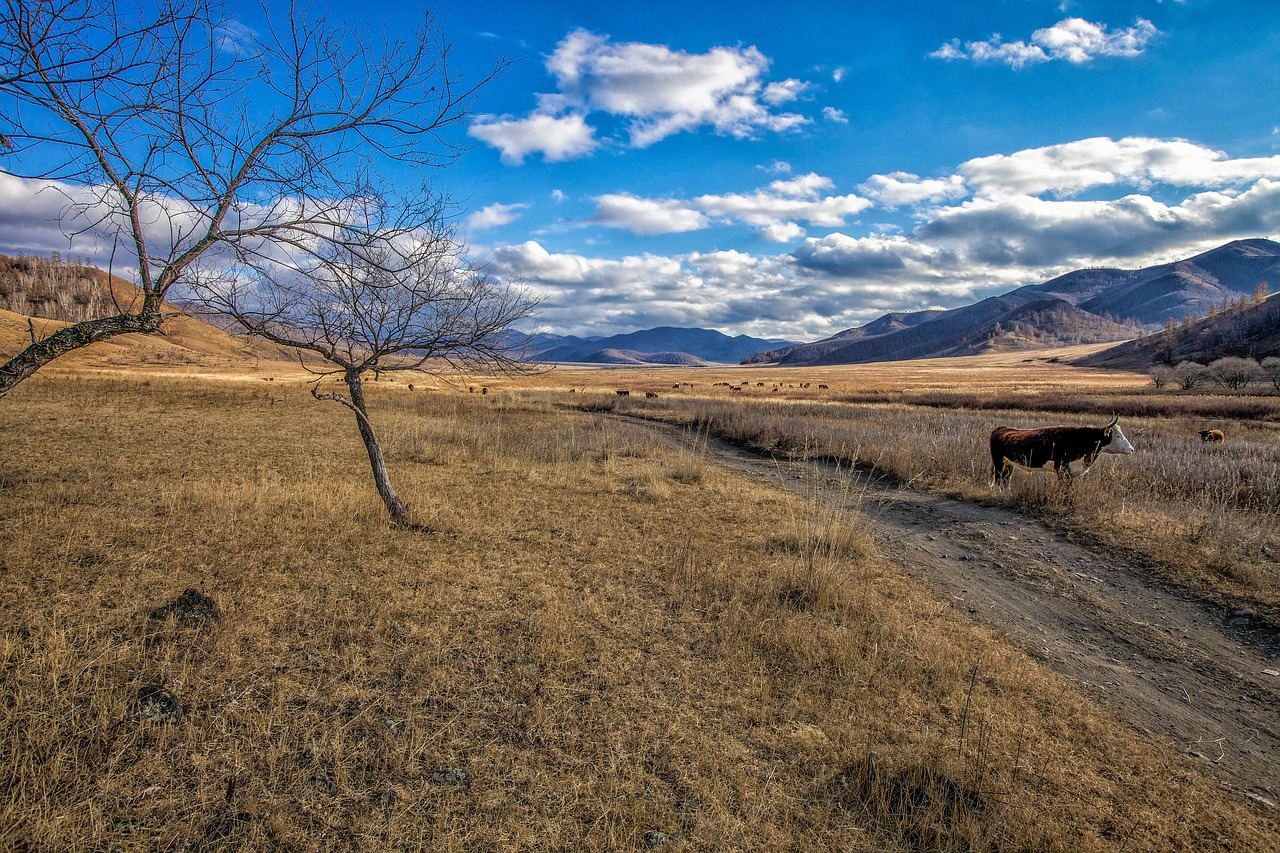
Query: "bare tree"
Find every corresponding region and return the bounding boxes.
[1208,357,1260,391]
[1172,360,1208,391]
[1149,364,1174,390]
[1261,356,1280,392]
[194,205,537,525]
[0,0,503,399]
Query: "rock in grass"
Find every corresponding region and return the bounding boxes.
[133,685,184,724]
[644,830,675,848]
[149,588,220,626]
[428,767,473,788]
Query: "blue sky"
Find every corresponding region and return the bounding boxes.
[4,0,1280,340]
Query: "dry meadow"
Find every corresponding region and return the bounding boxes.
[2,368,1277,851]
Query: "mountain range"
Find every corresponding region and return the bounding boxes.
[746,238,1280,366]
[526,326,796,365]
[4,239,1278,370]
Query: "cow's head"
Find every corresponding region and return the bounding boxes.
[1102,415,1134,454]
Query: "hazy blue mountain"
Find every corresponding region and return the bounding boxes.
[530,326,796,364]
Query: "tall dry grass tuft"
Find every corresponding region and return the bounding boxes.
[0,377,1275,850]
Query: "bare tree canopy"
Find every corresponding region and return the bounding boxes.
[193,203,539,524]
[0,0,505,398]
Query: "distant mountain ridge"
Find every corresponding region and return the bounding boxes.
[750,239,1280,366]
[529,326,796,364]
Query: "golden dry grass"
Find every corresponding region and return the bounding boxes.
[1,375,1275,851]
[576,393,1280,611]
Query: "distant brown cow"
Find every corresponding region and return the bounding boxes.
[645,391,658,398]
[1200,429,1225,443]
[616,389,630,397]
[991,416,1134,487]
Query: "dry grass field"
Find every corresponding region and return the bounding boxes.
[2,369,1277,851]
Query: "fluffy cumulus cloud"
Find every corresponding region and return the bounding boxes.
[470,29,815,162]
[592,194,710,235]
[931,17,1158,68]
[960,137,1280,197]
[859,172,968,207]
[468,113,598,166]
[591,172,871,242]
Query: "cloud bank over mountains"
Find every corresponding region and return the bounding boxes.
[483,137,1280,338]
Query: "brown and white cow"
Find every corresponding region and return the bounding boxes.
[990,416,1133,486]
[1199,428,1225,443]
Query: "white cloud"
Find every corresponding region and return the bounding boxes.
[471,29,811,162]
[960,137,1280,198]
[589,172,871,242]
[822,106,849,124]
[466,202,529,231]
[468,112,599,165]
[762,79,809,105]
[931,17,1158,68]
[860,172,969,207]
[592,194,710,235]
[832,67,847,83]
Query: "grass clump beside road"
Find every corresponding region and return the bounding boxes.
[0,376,1274,850]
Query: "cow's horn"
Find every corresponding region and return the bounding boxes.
[1105,414,1119,429]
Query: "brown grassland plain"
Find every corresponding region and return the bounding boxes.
[1,357,1277,851]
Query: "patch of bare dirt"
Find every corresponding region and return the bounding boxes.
[631,416,1280,812]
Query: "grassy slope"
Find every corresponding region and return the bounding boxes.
[1,376,1275,850]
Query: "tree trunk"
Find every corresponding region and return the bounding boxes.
[345,368,411,525]
[0,310,163,400]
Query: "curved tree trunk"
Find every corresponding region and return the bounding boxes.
[344,368,411,525]
[0,310,164,400]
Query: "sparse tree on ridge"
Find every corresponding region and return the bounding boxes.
[193,200,537,526]
[0,0,505,399]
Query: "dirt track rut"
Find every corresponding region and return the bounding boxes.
[632,417,1280,810]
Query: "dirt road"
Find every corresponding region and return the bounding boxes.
[635,417,1280,810]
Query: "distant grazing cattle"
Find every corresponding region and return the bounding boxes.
[1200,429,1225,443]
[616,389,630,397]
[990,415,1134,487]
[645,391,658,398]
[818,384,828,389]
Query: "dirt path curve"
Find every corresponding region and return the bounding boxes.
[625,416,1280,810]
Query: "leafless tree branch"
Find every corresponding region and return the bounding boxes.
[0,0,509,398]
